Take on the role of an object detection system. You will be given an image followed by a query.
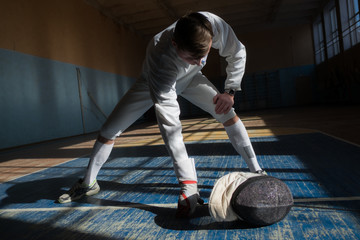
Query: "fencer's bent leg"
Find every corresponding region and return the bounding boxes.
[83,137,114,186]
[150,81,200,217]
[153,101,197,183]
[101,79,154,140]
[154,105,201,217]
[180,73,262,172]
[224,117,261,172]
[179,73,237,123]
[83,79,154,186]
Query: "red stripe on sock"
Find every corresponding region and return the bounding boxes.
[181,192,188,200]
[180,180,197,185]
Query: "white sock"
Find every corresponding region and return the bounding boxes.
[83,141,114,186]
[224,120,262,172]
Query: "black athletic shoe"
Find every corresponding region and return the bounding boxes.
[58,179,100,203]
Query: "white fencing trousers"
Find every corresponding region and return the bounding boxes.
[178,73,237,123]
[100,78,154,139]
[99,73,236,182]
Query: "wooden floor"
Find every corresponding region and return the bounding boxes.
[1,104,359,183]
[0,104,360,240]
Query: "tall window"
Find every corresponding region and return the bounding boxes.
[348,0,360,46]
[322,0,341,59]
[341,0,360,50]
[313,20,326,64]
[313,0,360,63]
[328,7,340,57]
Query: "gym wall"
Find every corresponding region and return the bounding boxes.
[316,43,360,104]
[240,24,314,73]
[184,23,317,117]
[236,24,317,110]
[0,0,147,149]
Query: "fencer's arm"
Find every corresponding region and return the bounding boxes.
[207,12,246,91]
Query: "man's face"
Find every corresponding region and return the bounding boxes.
[173,40,212,66]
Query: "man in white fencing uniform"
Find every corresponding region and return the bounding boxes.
[58,11,265,217]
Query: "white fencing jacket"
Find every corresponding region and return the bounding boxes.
[140,12,246,182]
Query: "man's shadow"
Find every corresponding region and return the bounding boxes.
[85,196,255,230]
[1,178,256,230]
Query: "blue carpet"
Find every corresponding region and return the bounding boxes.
[0,133,359,239]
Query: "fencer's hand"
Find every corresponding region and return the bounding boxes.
[213,93,234,114]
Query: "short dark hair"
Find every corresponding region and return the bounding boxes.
[173,12,214,59]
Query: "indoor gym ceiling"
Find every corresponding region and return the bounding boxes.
[85,0,326,39]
